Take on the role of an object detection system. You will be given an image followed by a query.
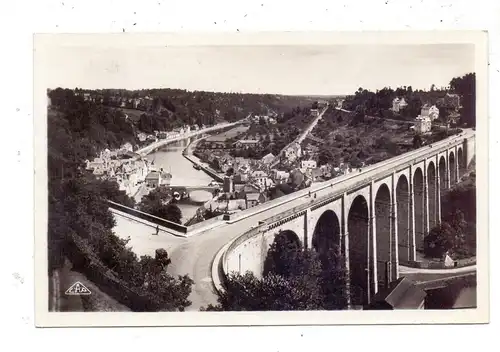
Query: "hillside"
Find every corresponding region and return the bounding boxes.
[64,87,320,134]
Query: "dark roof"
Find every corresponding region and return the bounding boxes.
[146,171,160,179]
[246,193,261,201]
[234,184,245,191]
[370,277,427,309]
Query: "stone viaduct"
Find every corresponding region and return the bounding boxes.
[223,131,475,307]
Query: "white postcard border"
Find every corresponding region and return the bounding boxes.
[33,31,489,327]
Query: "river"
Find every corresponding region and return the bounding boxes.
[144,136,215,224]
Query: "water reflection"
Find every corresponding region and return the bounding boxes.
[144,136,215,224]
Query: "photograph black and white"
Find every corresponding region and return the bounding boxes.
[34,33,488,325]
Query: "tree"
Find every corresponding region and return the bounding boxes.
[205,231,348,311]
[139,189,183,224]
[401,96,423,119]
[317,147,335,166]
[350,105,366,126]
[413,134,423,149]
[424,222,455,258]
[449,73,476,127]
[155,248,172,268]
[263,232,303,278]
[140,263,194,311]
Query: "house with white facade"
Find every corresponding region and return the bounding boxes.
[145,171,161,188]
[420,104,440,121]
[284,142,302,162]
[300,159,317,170]
[261,153,275,166]
[271,170,290,185]
[415,115,432,134]
[121,142,134,152]
[392,97,408,112]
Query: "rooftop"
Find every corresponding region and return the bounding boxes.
[236,139,260,144]
[369,277,427,309]
[146,171,160,179]
[246,193,261,201]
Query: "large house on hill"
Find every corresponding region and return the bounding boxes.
[391,97,408,112]
[284,143,302,162]
[420,104,440,121]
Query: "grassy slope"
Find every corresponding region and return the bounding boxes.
[51,259,130,312]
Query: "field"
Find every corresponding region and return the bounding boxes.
[308,110,416,167]
[118,108,147,122]
[205,125,250,142]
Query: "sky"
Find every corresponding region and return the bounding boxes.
[41,43,475,96]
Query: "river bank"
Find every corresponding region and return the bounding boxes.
[182,136,226,182]
[136,120,245,156]
[143,138,215,224]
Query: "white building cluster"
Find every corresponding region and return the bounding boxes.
[85,145,156,197]
[414,104,440,134]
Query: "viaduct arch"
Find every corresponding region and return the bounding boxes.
[223,132,474,308]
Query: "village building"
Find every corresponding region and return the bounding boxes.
[145,171,162,188]
[300,159,317,170]
[234,139,260,149]
[223,176,234,193]
[310,168,324,182]
[146,135,157,142]
[261,153,275,166]
[233,173,249,184]
[121,142,134,153]
[284,142,302,162]
[420,104,440,121]
[366,277,426,310]
[137,132,147,142]
[245,192,266,209]
[391,97,408,112]
[250,170,273,189]
[310,109,320,117]
[319,164,332,179]
[271,169,290,185]
[235,183,262,200]
[132,98,141,109]
[332,163,353,176]
[415,115,432,134]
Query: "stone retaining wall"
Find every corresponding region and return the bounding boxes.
[403,256,476,269]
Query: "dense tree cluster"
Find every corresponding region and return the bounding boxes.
[203,232,348,311]
[343,86,425,120]
[72,88,317,133]
[48,89,193,311]
[342,73,476,126]
[449,73,476,127]
[48,90,137,178]
[138,188,183,224]
[424,176,476,259]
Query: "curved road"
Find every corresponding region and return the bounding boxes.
[115,129,474,311]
